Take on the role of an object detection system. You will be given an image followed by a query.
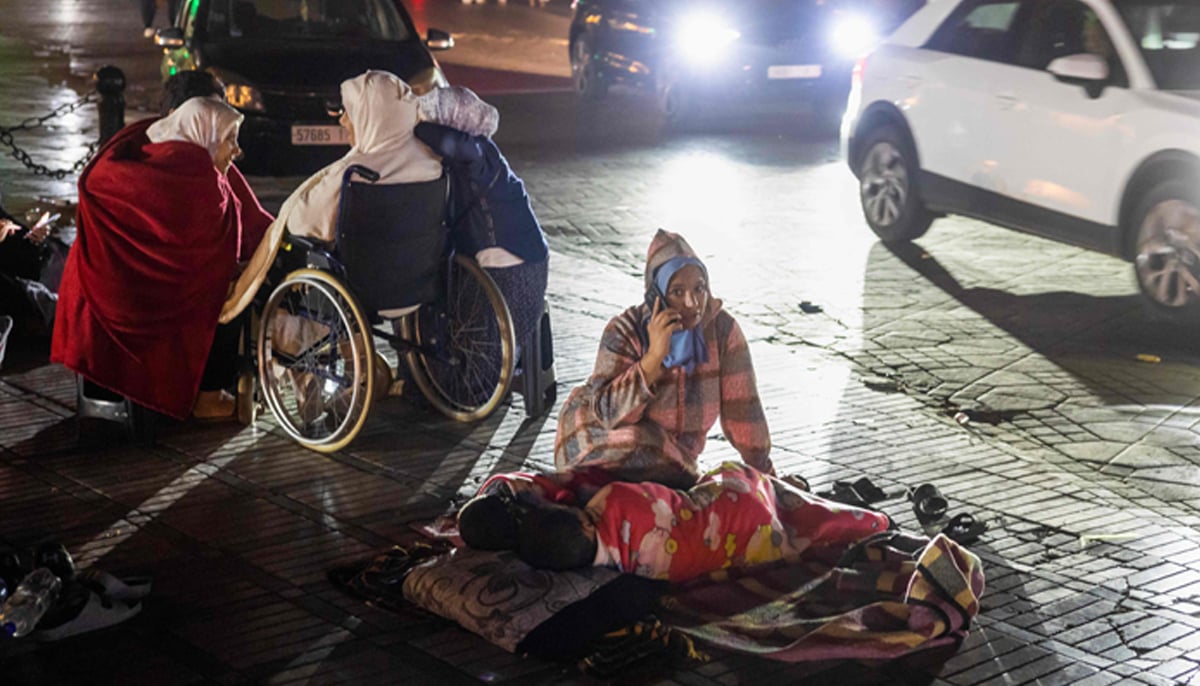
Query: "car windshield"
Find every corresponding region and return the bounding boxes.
[1114,0,1200,89]
[208,0,411,41]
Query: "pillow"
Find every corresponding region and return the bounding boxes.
[402,548,662,655]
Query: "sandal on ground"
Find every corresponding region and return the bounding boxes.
[907,483,949,524]
[817,477,887,508]
[940,513,988,546]
[837,477,888,503]
[77,569,153,602]
[33,586,142,642]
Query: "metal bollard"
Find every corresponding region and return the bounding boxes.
[94,66,126,146]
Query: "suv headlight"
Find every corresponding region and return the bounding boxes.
[831,13,880,58]
[224,82,265,112]
[675,13,740,64]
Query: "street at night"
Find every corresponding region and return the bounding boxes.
[1,0,1199,683]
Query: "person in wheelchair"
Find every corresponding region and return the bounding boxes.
[414,85,549,348]
[52,98,269,421]
[281,69,442,245]
[554,230,774,490]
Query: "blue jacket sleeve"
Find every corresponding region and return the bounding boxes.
[414,122,485,164]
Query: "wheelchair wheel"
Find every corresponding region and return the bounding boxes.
[399,255,516,422]
[258,269,375,452]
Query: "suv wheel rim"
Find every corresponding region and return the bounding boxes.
[1136,198,1200,308]
[860,141,908,227]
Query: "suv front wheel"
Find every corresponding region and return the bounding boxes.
[1132,178,1200,314]
[856,125,934,243]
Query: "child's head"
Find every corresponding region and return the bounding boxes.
[517,503,598,571]
[457,494,520,551]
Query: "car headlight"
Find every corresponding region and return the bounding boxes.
[224,82,265,112]
[407,66,449,96]
[830,13,880,58]
[675,13,740,64]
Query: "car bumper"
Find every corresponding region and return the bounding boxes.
[665,51,855,111]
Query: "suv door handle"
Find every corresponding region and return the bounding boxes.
[902,74,922,86]
[995,93,1019,109]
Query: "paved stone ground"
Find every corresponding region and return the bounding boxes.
[2,0,1200,683]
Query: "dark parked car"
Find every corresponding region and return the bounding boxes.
[156,0,454,174]
[568,0,923,128]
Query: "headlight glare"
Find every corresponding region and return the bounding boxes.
[831,13,880,58]
[224,83,265,112]
[675,13,740,64]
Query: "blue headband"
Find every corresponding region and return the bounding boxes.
[654,256,706,297]
[650,256,709,374]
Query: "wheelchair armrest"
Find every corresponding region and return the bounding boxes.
[284,234,325,254]
[281,234,338,272]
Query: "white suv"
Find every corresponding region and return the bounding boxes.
[843,0,1200,315]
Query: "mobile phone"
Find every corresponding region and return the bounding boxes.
[644,283,664,311]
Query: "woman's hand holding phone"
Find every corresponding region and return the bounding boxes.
[641,296,682,385]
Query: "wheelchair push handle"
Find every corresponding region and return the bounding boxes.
[343,165,381,184]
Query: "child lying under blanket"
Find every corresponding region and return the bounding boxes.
[457,462,892,582]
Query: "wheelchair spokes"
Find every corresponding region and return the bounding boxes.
[400,255,516,422]
[259,270,375,452]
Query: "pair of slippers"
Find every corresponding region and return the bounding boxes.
[816,476,890,510]
[32,569,152,642]
[907,483,988,545]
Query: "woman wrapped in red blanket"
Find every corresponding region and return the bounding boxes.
[52,97,272,420]
[458,462,891,582]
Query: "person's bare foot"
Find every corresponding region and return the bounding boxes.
[193,390,236,420]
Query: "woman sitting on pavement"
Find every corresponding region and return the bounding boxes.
[414,85,549,346]
[555,229,774,489]
[458,461,891,581]
[52,97,272,420]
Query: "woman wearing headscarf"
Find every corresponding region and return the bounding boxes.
[555,230,774,489]
[220,70,442,322]
[414,85,549,346]
[52,98,270,420]
[279,69,442,244]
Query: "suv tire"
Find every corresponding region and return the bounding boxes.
[1131,177,1200,315]
[571,37,607,101]
[856,125,934,243]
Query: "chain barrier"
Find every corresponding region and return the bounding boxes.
[0,92,101,179]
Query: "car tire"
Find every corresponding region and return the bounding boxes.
[1131,177,1200,316]
[571,37,607,101]
[856,125,934,243]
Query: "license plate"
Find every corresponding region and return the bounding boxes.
[767,64,822,79]
[290,125,351,146]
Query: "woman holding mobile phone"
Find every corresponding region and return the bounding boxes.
[554,229,773,489]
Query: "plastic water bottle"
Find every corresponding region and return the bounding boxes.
[0,568,62,638]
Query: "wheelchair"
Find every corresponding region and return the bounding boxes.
[251,165,522,452]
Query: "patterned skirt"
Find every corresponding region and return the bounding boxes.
[485,258,548,347]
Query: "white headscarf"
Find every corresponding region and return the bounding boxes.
[283,70,442,244]
[220,70,442,322]
[146,97,243,161]
[417,86,499,138]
